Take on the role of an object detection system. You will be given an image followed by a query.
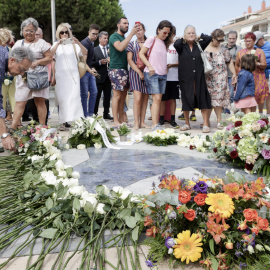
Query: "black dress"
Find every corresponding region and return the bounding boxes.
[174,34,212,111]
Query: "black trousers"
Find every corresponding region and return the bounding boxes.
[94,77,112,115]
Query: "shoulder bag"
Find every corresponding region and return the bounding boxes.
[72,44,87,78]
[196,41,213,74]
[21,40,49,90]
[136,38,156,72]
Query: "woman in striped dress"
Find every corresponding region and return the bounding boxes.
[127,23,149,130]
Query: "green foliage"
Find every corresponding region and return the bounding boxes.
[0,0,125,43]
[116,123,131,136]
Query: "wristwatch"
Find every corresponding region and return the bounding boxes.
[258,62,261,66]
[1,133,11,139]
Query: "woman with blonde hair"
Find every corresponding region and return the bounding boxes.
[51,23,89,129]
[0,28,15,123]
[174,25,212,132]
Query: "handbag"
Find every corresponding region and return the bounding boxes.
[72,44,87,78]
[136,38,156,72]
[27,72,49,90]
[196,41,213,74]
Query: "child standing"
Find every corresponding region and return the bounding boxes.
[234,54,257,114]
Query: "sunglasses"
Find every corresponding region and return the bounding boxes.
[60,31,69,35]
[160,31,170,35]
[216,39,225,42]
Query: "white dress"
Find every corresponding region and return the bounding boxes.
[51,42,84,123]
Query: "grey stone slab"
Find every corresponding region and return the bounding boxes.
[61,148,89,167]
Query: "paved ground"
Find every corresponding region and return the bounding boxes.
[0,91,252,269]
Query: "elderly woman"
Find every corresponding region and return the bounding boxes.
[10,17,52,130]
[174,25,212,132]
[0,28,15,122]
[205,29,237,129]
[51,23,88,130]
[235,32,269,113]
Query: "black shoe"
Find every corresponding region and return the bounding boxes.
[159,118,165,125]
[103,114,113,120]
[0,147,4,153]
[22,117,32,122]
[65,122,71,128]
[169,121,179,128]
[178,113,185,120]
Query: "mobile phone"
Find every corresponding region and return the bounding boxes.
[62,38,73,45]
[135,21,140,26]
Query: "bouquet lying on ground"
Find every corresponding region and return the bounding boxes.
[68,116,116,148]
[177,133,212,152]
[142,171,270,270]
[143,128,179,146]
[211,112,270,177]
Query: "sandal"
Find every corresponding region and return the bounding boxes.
[8,128,16,134]
[217,123,224,130]
[180,124,191,131]
[202,126,210,133]
[200,123,211,128]
[148,116,152,120]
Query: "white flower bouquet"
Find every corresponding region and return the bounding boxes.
[144,128,179,146]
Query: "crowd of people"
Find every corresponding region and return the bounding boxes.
[1,16,270,150]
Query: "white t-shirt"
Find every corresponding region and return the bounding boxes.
[167,43,178,81]
[144,36,167,75]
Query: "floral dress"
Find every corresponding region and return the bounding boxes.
[205,47,231,108]
[237,48,269,104]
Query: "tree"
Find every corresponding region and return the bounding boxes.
[0,0,124,43]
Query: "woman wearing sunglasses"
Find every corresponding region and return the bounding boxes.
[204,28,237,129]
[51,23,88,130]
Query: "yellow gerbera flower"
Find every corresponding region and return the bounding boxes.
[205,193,235,218]
[173,230,203,264]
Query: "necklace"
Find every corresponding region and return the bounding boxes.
[137,41,145,43]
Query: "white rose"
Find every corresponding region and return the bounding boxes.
[41,171,58,186]
[64,165,72,169]
[94,143,102,149]
[43,140,52,148]
[58,170,67,178]
[69,185,86,196]
[77,144,86,150]
[49,154,58,161]
[60,178,79,187]
[96,203,106,214]
[4,79,10,86]
[112,186,124,194]
[30,155,44,162]
[247,245,255,254]
[71,129,77,135]
[80,192,98,207]
[250,49,256,55]
[71,171,80,179]
[102,185,110,196]
[65,144,70,150]
[55,160,65,170]
[120,189,132,200]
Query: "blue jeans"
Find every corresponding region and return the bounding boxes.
[228,77,235,103]
[80,72,98,117]
[144,73,167,94]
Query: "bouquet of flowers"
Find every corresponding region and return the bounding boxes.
[177,133,212,152]
[144,128,179,146]
[3,73,14,86]
[142,171,270,270]
[68,116,116,148]
[211,112,270,177]
[117,123,131,136]
[12,122,62,155]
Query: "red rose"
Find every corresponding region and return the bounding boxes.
[261,118,269,125]
[178,190,191,204]
[235,121,242,127]
[243,208,258,222]
[245,163,254,171]
[230,150,238,159]
[213,148,217,153]
[194,193,207,206]
[234,134,240,141]
[190,145,196,150]
[184,209,196,221]
[257,217,269,231]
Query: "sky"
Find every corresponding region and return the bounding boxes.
[119,0,270,39]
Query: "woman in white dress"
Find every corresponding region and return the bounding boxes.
[51,23,88,130]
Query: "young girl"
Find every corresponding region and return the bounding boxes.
[234,54,257,114]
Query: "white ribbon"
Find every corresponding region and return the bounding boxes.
[88,118,120,150]
[39,128,57,141]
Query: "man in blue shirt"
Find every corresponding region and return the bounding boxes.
[0,47,34,150]
[254,31,270,115]
[80,24,100,117]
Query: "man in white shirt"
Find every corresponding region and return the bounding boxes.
[93,31,113,119]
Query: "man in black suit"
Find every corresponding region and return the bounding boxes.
[93,31,113,120]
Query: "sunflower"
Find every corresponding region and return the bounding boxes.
[173,230,203,264]
[205,193,235,218]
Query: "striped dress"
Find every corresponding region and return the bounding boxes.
[127,40,148,94]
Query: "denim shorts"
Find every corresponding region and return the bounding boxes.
[108,69,129,91]
[144,72,167,94]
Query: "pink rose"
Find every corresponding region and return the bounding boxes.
[261,149,270,159]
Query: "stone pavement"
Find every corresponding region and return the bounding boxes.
[0,92,254,269]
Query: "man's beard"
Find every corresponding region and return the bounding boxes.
[120,26,128,34]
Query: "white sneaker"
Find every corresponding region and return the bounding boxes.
[151,124,164,131]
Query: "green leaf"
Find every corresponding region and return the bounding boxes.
[144,207,152,215]
[124,216,137,229]
[144,200,155,207]
[39,228,58,239]
[84,201,94,216]
[45,197,54,210]
[119,208,131,219]
[210,255,218,270]
[135,212,142,221]
[132,226,139,241]
[23,171,33,189]
[73,197,81,211]
[66,167,73,177]
[209,238,215,254]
